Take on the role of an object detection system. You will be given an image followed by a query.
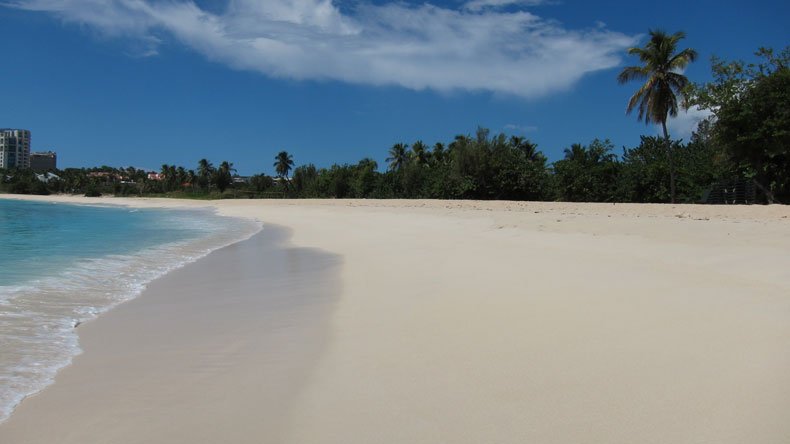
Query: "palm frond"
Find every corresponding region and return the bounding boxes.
[665,88,680,118]
[669,48,698,70]
[617,66,650,84]
[665,72,690,91]
[626,77,655,118]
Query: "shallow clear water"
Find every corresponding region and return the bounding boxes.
[0,199,260,422]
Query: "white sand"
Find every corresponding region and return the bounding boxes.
[1,195,789,443]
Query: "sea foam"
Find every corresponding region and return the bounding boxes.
[0,200,260,423]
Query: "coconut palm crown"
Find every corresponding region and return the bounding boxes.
[197,158,214,179]
[273,151,294,179]
[618,30,697,124]
[411,141,431,166]
[386,143,409,171]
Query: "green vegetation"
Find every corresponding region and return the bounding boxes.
[0,126,725,203]
[688,47,790,203]
[2,42,786,204]
[273,150,295,192]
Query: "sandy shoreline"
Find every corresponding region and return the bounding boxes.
[1,195,789,443]
[0,220,341,443]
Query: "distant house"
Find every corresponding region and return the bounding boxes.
[147,172,164,181]
[232,176,251,184]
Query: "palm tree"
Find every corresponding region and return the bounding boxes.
[197,159,214,191]
[186,169,196,191]
[432,142,446,165]
[197,159,213,179]
[213,161,235,193]
[219,161,235,176]
[509,135,525,149]
[160,164,175,191]
[411,140,430,166]
[386,143,409,171]
[274,151,294,179]
[168,165,178,190]
[510,136,542,162]
[618,30,697,203]
[176,166,186,186]
[563,143,587,162]
[357,158,378,171]
[448,135,470,157]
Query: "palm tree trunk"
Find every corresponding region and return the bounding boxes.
[752,158,777,204]
[661,119,676,203]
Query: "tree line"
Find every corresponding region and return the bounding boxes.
[282,128,726,202]
[0,124,760,203]
[2,40,787,204]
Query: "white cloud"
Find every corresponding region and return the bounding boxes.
[462,0,549,12]
[666,106,713,140]
[8,0,637,98]
[504,123,538,133]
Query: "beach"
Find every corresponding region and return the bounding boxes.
[1,196,789,443]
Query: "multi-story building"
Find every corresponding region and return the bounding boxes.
[0,129,31,169]
[30,151,57,171]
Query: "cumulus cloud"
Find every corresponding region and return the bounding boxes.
[8,0,638,98]
[666,106,713,140]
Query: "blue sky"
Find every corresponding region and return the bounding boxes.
[1,0,788,175]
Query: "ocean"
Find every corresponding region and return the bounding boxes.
[0,199,260,423]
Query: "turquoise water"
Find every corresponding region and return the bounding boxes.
[0,199,260,422]
[2,200,206,289]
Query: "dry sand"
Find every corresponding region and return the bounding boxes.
[1,195,789,444]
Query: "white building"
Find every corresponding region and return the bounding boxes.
[0,129,31,169]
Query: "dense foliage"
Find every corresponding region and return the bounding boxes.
[688,47,789,203]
